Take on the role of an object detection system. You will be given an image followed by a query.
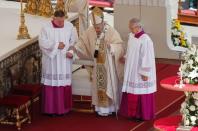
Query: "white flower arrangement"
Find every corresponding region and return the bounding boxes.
[189,105,196,111]
[180,92,198,126]
[179,44,198,126]
[181,44,198,84]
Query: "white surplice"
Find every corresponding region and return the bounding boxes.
[122,33,156,94]
[39,21,78,86]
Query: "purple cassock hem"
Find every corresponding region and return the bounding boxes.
[119,92,155,120]
[42,85,72,114]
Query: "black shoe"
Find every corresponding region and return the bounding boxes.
[43,113,57,117]
[134,118,143,122]
[128,117,143,122]
[111,112,116,116]
[56,114,65,117]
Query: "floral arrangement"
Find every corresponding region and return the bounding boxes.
[180,92,198,126]
[180,44,198,84]
[179,44,198,126]
[171,19,189,48]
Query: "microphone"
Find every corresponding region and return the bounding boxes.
[94,50,99,58]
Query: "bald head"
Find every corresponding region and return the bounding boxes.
[129,18,143,34]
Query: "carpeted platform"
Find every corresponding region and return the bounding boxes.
[0,63,184,131]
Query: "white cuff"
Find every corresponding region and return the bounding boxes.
[73,53,79,60]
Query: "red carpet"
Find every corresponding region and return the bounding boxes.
[156,63,169,72]
[0,63,184,131]
[133,63,184,130]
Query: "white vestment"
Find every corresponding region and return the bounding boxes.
[65,0,89,35]
[122,33,156,94]
[39,21,78,86]
[75,24,124,115]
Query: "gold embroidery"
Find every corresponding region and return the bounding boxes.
[96,41,106,63]
[96,38,109,107]
[97,89,109,107]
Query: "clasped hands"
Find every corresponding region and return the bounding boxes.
[58,42,65,49]
[58,42,73,59]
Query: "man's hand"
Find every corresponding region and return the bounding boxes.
[141,75,148,81]
[119,56,125,64]
[58,42,65,49]
[66,51,73,59]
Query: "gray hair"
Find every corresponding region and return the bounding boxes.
[129,18,143,28]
